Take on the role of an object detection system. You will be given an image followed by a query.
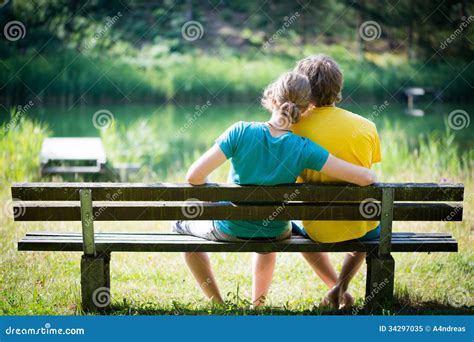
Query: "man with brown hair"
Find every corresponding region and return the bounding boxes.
[292,54,382,308]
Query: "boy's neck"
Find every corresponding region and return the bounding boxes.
[313,102,336,108]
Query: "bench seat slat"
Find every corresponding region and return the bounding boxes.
[12,182,464,202]
[13,202,462,221]
[23,231,455,238]
[17,232,458,253]
[23,234,452,241]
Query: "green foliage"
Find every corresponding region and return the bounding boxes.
[0,110,49,186]
[376,119,472,182]
[1,47,472,105]
[0,0,472,104]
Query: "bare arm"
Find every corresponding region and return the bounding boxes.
[320,154,376,186]
[186,144,227,185]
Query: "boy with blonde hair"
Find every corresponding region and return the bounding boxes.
[292,54,382,308]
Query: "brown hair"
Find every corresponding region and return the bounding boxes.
[294,54,343,106]
[261,72,311,125]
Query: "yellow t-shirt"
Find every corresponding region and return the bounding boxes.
[292,106,382,243]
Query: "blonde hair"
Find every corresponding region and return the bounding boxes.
[294,54,343,106]
[261,72,311,125]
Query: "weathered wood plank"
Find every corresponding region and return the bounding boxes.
[365,254,395,311]
[14,202,463,221]
[19,236,459,244]
[81,253,110,312]
[24,231,455,238]
[378,188,394,256]
[22,231,456,240]
[11,182,464,202]
[22,236,460,244]
[17,232,458,253]
[79,189,96,256]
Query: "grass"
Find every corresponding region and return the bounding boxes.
[0,113,473,315]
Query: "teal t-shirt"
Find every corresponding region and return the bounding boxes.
[215,121,330,238]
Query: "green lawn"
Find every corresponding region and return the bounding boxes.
[0,116,473,315]
[0,217,472,315]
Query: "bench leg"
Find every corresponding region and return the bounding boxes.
[81,253,111,312]
[365,253,395,312]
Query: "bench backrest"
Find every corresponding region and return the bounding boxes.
[11,182,464,257]
[11,182,464,221]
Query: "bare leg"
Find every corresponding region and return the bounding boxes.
[301,252,354,308]
[301,252,338,288]
[183,252,224,303]
[252,252,277,307]
[326,251,366,308]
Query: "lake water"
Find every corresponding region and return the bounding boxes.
[8,100,472,146]
[2,100,472,180]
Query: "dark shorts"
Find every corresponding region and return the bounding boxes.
[291,221,380,241]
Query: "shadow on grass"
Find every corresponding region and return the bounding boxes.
[101,297,473,316]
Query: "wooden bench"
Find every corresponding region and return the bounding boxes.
[11,182,464,312]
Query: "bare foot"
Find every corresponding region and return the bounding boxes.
[340,292,354,309]
[252,295,266,308]
[322,285,343,309]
